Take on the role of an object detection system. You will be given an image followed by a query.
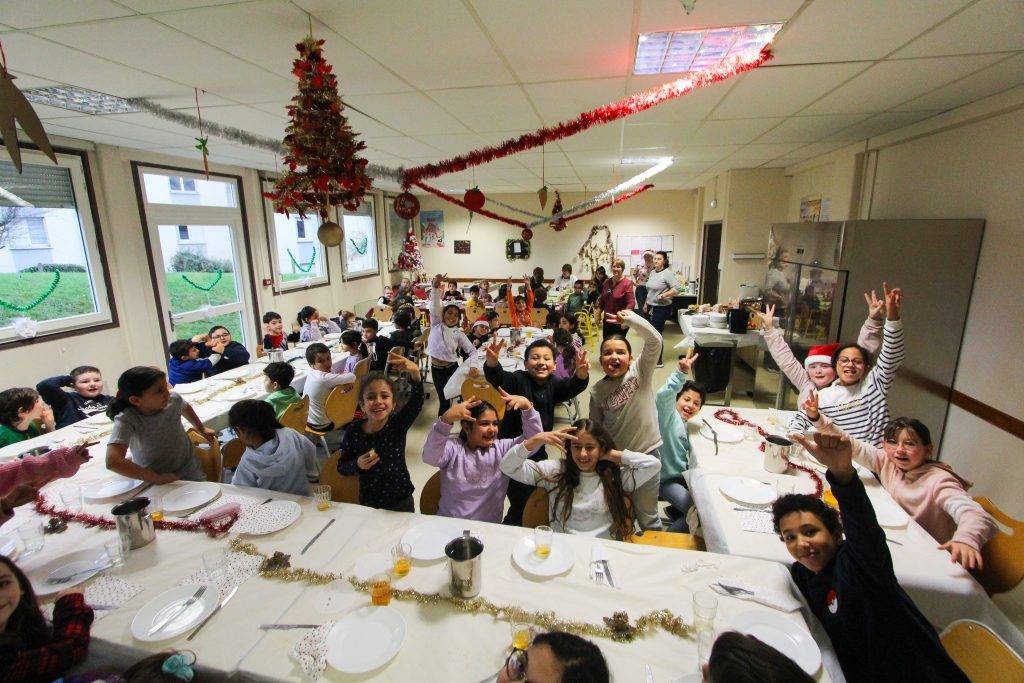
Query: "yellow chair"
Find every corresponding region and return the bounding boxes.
[975,497,1024,595]
[353,357,371,380]
[186,429,222,483]
[521,487,550,529]
[419,471,441,515]
[278,396,309,433]
[465,300,486,324]
[940,619,1024,683]
[530,307,548,325]
[324,383,359,431]
[629,531,706,551]
[496,306,513,327]
[371,305,394,321]
[221,439,245,470]
[320,451,360,503]
[460,376,506,420]
[574,310,594,338]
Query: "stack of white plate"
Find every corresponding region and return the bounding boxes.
[690,314,709,328]
[709,312,728,329]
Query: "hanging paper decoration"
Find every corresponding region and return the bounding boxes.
[396,227,423,273]
[463,187,485,211]
[287,246,317,273]
[11,316,38,339]
[538,185,548,210]
[577,225,615,276]
[0,270,61,312]
[550,191,566,231]
[263,36,372,245]
[521,228,533,241]
[180,271,223,292]
[393,192,420,219]
[0,39,57,172]
[194,88,210,178]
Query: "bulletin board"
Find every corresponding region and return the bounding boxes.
[615,235,674,269]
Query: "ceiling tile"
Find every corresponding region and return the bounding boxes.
[42,121,168,149]
[0,0,132,29]
[196,105,287,139]
[693,117,785,145]
[891,53,1024,112]
[895,0,1024,58]
[116,0,249,11]
[557,124,624,152]
[27,103,88,120]
[428,85,543,133]
[672,145,742,163]
[625,75,734,123]
[366,137,443,158]
[771,0,969,65]
[523,78,626,126]
[47,113,200,147]
[414,133,494,156]
[345,92,471,136]
[624,122,701,148]
[728,142,805,161]
[825,111,941,141]
[637,0,803,33]
[802,54,1005,115]
[712,62,868,118]
[758,114,869,143]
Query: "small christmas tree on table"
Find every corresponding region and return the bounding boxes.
[396,227,422,273]
[263,37,372,246]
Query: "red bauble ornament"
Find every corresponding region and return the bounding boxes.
[393,192,420,219]
[521,228,534,241]
[463,187,485,212]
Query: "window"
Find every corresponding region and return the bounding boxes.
[177,225,190,241]
[384,193,411,273]
[0,150,115,343]
[168,176,197,193]
[142,172,237,208]
[340,196,379,279]
[261,180,328,291]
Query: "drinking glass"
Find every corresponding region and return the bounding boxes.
[370,572,391,606]
[104,537,127,568]
[202,549,228,583]
[510,621,534,651]
[696,625,715,671]
[391,542,412,577]
[312,484,332,511]
[767,408,779,428]
[60,485,83,511]
[743,424,759,442]
[533,526,553,559]
[17,521,44,558]
[148,494,164,522]
[692,590,718,631]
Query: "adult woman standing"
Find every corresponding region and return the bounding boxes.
[597,259,635,338]
[644,250,681,367]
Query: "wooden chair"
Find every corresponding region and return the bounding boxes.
[371,305,394,322]
[324,383,359,431]
[496,306,513,327]
[465,300,486,324]
[320,451,360,503]
[974,496,1024,595]
[186,429,222,483]
[460,376,506,420]
[629,531,706,551]
[419,471,442,515]
[278,396,309,433]
[940,619,1024,683]
[221,438,245,470]
[353,357,371,380]
[521,487,550,529]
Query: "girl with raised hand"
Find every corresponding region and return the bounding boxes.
[428,272,476,417]
[338,352,424,512]
[500,419,659,539]
[655,353,701,533]
[422,390,542,523]
[589,308,663,530]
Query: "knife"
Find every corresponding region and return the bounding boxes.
[645,663,654,683]
[702,419,719,455]
[186,585,238,641]
[258,623,320,630]
[301,518,335,555]
[600,559,616,588]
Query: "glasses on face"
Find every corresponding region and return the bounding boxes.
[211,332,230,341]
[836,356,865,367]
[504,648,528,681]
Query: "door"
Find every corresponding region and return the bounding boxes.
[699,221,722,304]
[135,167,256,348]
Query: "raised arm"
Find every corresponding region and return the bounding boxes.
[609,449,661,492]
[422,416,459,469]
[758,305,813,394]
[500,442,562,486]
[798,391,883,473]
[429,273,445,323]
[0,592,93,682]
[35,375,73,417]
[619,309,661,382]
[870,284,905,393]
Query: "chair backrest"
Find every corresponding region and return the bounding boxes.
[530,307,548,324]
[390,346,407,359]
[464,299,485,323]
[419,471,441,515]
[324,383,359,431]
[278,396,310,432]
[496,307,513,326]
[221,439,245,470]
[371,305,394,321]
[975,496,1024,595]
[320,451,360,503]
[353,357,371,380]
[459,377,506,420]
[941,619,1024,683]
[187,429,222,483]
[521,487,550,528]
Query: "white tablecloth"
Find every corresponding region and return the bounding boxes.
[687,407,1024,654]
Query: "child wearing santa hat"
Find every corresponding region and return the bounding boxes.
[466,317,492,351]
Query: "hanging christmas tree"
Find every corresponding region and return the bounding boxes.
[263,37,372,245]
[396,227,423,273]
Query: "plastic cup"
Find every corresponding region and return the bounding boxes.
[17,521,45,557]
[391,542,412,577]
[313,484,332,511]
[60,485,83,511]
[511,621,534,651]
[693,590,718,630]
[534,526,553,559]
[148,494,164,522]
[104,538,127,567]
[202,548,228,583]
[371,572,391,606]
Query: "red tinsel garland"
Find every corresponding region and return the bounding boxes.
[34,494,240,537]
[713,409,824,498]
[402,48,772,187]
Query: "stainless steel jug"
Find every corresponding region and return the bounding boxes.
[445,530,483,599]
[267,349,285,363]
[111,497,156,549]
[763,435,792,474]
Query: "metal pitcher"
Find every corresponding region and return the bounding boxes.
[267,349,285,364]
[111,497,155,550]
[445,530,483,599]
[763,435,792,474]
[510,327,521,347]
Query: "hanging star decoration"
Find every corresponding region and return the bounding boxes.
[0,39,57,172]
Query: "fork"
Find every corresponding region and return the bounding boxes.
[46,559,114,585]
[146,585,207,636]
[716,583,754,596]
[591,562,609,587]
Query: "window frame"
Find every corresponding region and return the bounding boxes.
[0,147,118,348]
[259,178,331,294]
[339,194,381,281]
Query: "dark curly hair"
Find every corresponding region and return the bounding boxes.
[0,387,39,426]
[771,493,842,538]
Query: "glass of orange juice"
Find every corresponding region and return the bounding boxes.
[148,494,164,522]
[312,484,332,511]
[370,572,391,606]
[391,542,412,577]
[534,526,553,559]
[511,621,533,651]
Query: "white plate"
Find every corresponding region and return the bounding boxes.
[131,583,220,642]
[511,535,575,578]
[0,535,17,558]
[163,482,221,514]
[521,327,543,335]
[235,500,301,535]
[29,546,111,596]
[719,477,776,506]
[172,381,207,395]
[323,333,341,341]
[213,385,259,402]
[670,674,702,683]
[213,365,259,380]
[326,606,406,674]
[83,413,112,426]
[730,610,821,675]
[872,495,910,528]
[401,520,463,561]
[499,358,519,370]
[82,476,144,502]
[699,422,744,443]
[495,328,511,337]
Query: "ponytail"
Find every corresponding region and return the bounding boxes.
[107,366,166,419]
[297,305,316,326]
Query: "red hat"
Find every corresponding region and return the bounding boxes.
[805,343,840,368]
[471,315,489,331]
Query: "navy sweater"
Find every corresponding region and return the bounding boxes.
[791,471,968,683]
[199,341,250,375]
[35,375,112,428]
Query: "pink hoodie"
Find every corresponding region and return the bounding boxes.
[0,446,86,525]
[816,416,996,550]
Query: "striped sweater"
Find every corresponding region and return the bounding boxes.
[789,319,904,446]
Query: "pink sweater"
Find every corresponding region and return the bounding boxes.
[0,447,86,524]
[817,416,996,550]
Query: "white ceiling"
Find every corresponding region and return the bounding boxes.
[1,0,1023,192]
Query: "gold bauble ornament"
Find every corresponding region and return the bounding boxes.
[317,220,343,247]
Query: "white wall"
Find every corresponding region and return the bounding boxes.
[719,168,790,301]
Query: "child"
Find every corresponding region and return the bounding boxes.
[484,337,590,525]
[773,432,968,682]
[802,395,995,570]
[35,366,112,429]
[422,393,546,523]
[297,306,340,342]
[477,280,493,304]
[506,276,535,327]
[263,362,301,419]
[590,309,663,530]
[0,388,55,447]
[500,419,659,539]
[338,330,363,373]
[1,444,90,526]
[332,310,357,331]
[338,354,424,512]
[428,273,476,416]
[466,317,491,350]
[585,279,600,306]
[556,313,584,347]
[398,303,422,337]
[789,283,904,445]
[552,263,575,291]
[194,325,250,375]
[359,318,394,372]
[566,280,586,317]
[377,285,393,306]
[551,329,580,380]
[301,343,356,432]
[706,631,814,683]
[442,280,464,301]
[166,339,224,386]
[262,311,289,352]
[105,367,210,483]
[388,310,417,355]
[229,400,317,495]
[0,556,94,682]
[654,355,702,532]
[529,266,546,294]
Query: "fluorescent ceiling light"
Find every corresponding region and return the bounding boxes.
[634,23,782,75]
[23,86,139,115]
[621,156,672,165]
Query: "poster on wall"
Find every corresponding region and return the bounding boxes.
[615,235,674,269]
[799,196,822,222]
[454,240,470,254]
[385,193,411,272]
[420,210,444,247]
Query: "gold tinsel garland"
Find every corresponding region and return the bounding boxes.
[229,539,693,643]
